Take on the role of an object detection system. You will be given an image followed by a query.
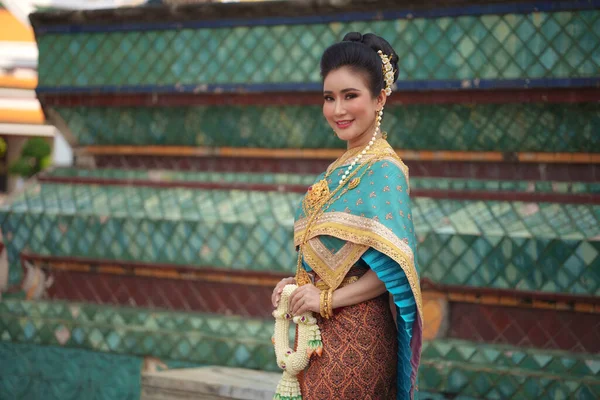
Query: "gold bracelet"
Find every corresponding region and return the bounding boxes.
[323,290,330,319]
[326,288,334,318]
[319,289,327,318]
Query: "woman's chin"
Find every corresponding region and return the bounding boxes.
[334,131,359,142]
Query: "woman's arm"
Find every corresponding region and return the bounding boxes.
[288,269,387,316]
[331,269,387,308]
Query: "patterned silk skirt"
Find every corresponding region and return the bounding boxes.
[300,291,398,399]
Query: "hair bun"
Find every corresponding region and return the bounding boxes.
[361,33,399,84]
[342,32,363,43]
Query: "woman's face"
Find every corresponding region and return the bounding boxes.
[323,66,385,149]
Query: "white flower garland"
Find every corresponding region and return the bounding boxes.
[272,284,322,400]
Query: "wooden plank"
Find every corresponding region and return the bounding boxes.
[79,146,600,164]
[141,367,280,400]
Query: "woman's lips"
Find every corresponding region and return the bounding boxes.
[335,120,354,129]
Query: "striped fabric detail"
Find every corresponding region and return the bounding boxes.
[362,248,416,400]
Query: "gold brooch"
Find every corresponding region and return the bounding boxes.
[305,179,330,209]
[348,178,361,190]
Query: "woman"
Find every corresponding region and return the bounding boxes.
[271,32,423,400]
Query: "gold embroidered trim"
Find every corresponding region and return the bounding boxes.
[327,140,390,172]
[315,226,422,320]
[315,275,359,291]
[294,217,309,235]
[302,239,369,290]
[296,213,414,263]
[308,239,365,272]
[295,213,422,320]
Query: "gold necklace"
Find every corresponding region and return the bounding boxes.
[303,137,384,215]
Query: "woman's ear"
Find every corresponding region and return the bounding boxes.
[377,89,387,109]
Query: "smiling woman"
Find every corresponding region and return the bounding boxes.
[323,70,383,148]
[271,32,423,400]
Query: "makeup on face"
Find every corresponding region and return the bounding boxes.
[322,67,383,149]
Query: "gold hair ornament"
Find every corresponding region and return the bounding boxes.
[378,50,394,96]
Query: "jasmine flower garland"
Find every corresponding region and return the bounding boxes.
[272,284,323,400]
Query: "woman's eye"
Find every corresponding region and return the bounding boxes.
[324,96,334,102]
[345,93,357,100]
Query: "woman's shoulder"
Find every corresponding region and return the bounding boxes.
[371,141,410,184]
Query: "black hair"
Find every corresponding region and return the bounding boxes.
[320,32,399,97]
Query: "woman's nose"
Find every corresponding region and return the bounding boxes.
[334,101,345,116]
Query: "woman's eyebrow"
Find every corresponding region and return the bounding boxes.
[323,88,361,94]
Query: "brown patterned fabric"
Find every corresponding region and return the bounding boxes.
[300,292,398,399]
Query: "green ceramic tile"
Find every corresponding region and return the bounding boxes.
[37,10,600,87]
[0,299,278,371]
[2,174,599,294]
[420,339,600,399]
[0,341,208,400]
[50,103,600,153]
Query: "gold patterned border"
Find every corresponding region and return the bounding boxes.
[295,212,422,320]
[296,213,414,264]
[308,239,367,273]
[294,217,309,237]
[302,239,368,290]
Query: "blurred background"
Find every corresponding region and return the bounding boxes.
[0,0,598,399]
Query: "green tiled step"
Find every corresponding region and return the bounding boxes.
[37,10,600,87]
[0,342,462,400]
[51,103,600,152]
[420,339,600,399]
[45,167,600,195]
[47,168,318,187]
[0,342,203,400]
[0,299,278,371]
[4,182,598,243]
[2,181,598,293]
[419,233,599,295]
[1,300,599,399]
[0,183,298,285]
[0,342,144,400]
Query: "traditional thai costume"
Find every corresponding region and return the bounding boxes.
[294,138,423,400]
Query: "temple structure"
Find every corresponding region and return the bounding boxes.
[0,0,599,398]
[0,4,48,195]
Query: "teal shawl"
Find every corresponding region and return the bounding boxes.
[294,138,423,399]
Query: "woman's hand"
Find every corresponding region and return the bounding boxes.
[288,284,321,316]
[272,277,296,307]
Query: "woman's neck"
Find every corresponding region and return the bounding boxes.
[347,120,378,150]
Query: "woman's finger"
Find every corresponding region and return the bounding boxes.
[272,284,283,306]
[272,277,292,307]
[289,288,300,313]
[292,288,305,314]
[292,294,305,315]
[296,298,308,316]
